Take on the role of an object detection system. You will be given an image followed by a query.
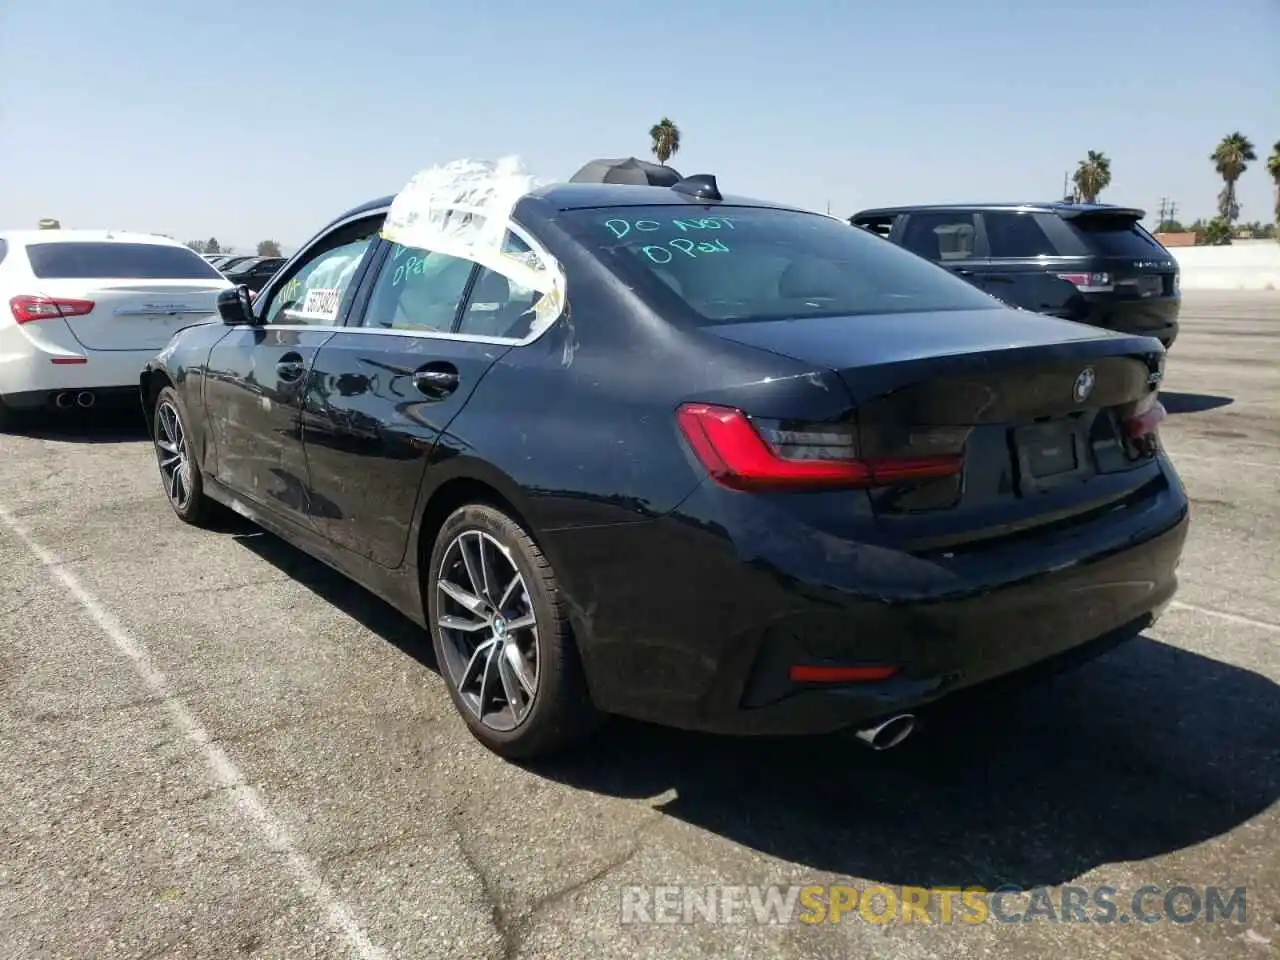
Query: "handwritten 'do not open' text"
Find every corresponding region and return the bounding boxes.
[603,217,736,264]
[604,217,737,239]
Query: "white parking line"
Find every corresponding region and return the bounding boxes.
[0,504,389,960]
[1169,599,1280,635]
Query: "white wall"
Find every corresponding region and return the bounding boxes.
[1172,240,1280,291]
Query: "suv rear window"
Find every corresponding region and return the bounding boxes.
[1067,215,1166,258]
[559,205,997,325]
[25,242,225,280]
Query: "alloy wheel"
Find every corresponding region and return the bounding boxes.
[435,529,539,731]
[155,400,193,512]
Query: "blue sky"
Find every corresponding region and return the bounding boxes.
[2,0,1276,253]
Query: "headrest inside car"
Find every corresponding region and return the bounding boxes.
[778,258,844,299]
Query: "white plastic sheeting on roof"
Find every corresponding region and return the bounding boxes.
[380,156,566,335]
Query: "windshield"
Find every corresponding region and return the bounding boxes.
[26,242,225,280]
[558,204,999,324]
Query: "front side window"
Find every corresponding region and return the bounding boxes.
[360,244,476,331]
[263,231,375,326]
[899,212,979,261]
[558,204,997,326]
[24,242,225,280]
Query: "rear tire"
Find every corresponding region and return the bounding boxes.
[0,396,20,433]
[426,503,601,759]
[152,386,214,526]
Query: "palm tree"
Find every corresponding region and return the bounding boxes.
[649,117,681,166]
[1268,140,1280,234]
[1210,132,1257,222]
[1071,151,1112,203]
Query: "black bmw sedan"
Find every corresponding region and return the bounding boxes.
[140,171,1188,759]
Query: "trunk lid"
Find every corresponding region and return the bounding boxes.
[34,279,227,351]
[705,308,1166,548]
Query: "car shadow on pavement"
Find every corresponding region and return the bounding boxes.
[224,526,1279,893]
[228,525,436,666]
[1161,391,1234,414]
[3,407,149,443]
[529,637,1280,892]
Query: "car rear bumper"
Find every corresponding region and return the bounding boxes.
[0,322,158,397]
[553,461,1189,737]
[0,386,141,411]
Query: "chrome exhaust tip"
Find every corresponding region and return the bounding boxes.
[55,392,74,409]
[75,391,95,408]
[853,714,917,751]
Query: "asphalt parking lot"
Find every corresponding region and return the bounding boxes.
[1,291,1276,960]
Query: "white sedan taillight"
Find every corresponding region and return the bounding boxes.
[9,295,96,325]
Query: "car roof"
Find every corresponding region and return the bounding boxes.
[0,229,190,247]
[323,182,810,233]
[851,201,1145,218]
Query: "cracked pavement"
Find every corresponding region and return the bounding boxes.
[0,291,1277,959]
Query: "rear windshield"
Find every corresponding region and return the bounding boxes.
[558,205,998,324]
[25,242,225,280]
[1068,216,1166,258]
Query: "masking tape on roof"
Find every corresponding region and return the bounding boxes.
[380,156,566,333]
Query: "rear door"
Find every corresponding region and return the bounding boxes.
[302,235,534,567]
[1057,209,1179,301]
[22,240,230,351]
[896,210,989,286]
[976,210,1082,317]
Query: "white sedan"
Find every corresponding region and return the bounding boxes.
[0,230,232,427]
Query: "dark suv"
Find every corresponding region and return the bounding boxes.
[850,203,1180,348]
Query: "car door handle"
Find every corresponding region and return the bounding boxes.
[951,268,974,276]
[412,363,460,397]
[276,353,306,382]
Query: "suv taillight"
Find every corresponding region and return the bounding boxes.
[1057,272,1113,293]
[676,403,962,492]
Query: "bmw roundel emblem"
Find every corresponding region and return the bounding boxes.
[1073,366,1097,404]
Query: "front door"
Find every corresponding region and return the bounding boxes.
[203,217,380,530]
[303,240,540,567]
[897,210,989,288]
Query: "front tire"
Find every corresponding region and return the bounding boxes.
[152,386,213,526]
[427,503,600,759]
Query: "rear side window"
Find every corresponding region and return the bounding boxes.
[25,242,225,280]
[984,212,1058,258]
[559,205,998,325]
[1068,216,1166,257]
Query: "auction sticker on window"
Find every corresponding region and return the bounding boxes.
[301,287,342,319]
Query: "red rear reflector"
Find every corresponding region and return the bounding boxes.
[675,403,961,491]
[9,295,95,325]
[790,664,899,683]
[50,357,87,365]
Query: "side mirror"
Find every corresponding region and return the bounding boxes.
[217,285,260,325]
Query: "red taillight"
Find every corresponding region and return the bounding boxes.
[1124,399,1166,439]
[1057,272,1113,293]
[675,403,962,492]
[789,664,899,684]
[9,295,95,325]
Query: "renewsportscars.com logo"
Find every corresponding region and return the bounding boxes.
[620,884,1249,926]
